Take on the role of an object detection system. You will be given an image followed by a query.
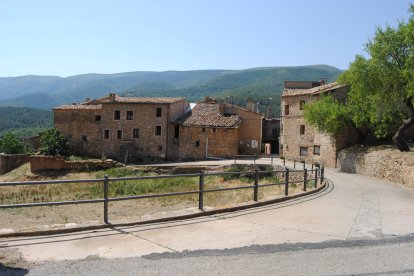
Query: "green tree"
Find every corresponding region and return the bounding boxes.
[0,132,32,154]
[303,94,352,136]
[305,6,414,151]
[39,129,69,157]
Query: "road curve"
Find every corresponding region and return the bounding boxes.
[2,159,414,263]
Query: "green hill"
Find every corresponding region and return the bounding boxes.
[0,107,53,138]
[0,65,342,116]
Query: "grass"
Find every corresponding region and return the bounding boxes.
[0,165,315,212]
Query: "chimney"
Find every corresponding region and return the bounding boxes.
[109,93,116,102]
[246,98,256,112]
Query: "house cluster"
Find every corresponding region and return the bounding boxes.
[54,79,355,167]
[54,94,263,162]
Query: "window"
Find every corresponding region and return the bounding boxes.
[155,126,162,136]
[314,145,321,156]
[202,127,206,133]
[213,128,216,133]
[133,128,140,139]
[81,135,87,142]
[114,110,121,120]
[126,111,133,120]
[300,147,308,156]
[300,125,305,135]
[300,100,306,110]
[174,125,180,138]
[117,130,123,140]
[95,115,101,121]
[195,140,200,147]
[284,105,290,115]
[103,130,110,139]
[158,145,163,151]
[156,108,162,117]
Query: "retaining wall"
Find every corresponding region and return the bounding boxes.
[0,154,30,174]
[337,146,414,190]
[30,155,121,172]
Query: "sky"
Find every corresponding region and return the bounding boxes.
[0,0,412,77]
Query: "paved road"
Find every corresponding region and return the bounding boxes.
[1,158,414,273]
[20,236,414,275]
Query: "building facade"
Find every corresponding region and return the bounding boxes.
[173,97,263,160]
[54,94,189,162]
[280,81,358,167]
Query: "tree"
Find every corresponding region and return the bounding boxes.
[305,6,414,151]
[0,132,32,154]
[39,129,69,157]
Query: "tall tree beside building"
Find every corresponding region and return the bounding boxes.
[305,5,414,151]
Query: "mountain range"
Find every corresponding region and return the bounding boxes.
[0,65,343,115]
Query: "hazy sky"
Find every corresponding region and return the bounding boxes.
[1,0,412,77]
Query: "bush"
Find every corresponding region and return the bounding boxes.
[0,132,32,154]
[39,129,69,157]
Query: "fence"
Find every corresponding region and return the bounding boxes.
[0,165,324,225]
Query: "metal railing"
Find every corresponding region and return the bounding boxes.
[0,165,324,224]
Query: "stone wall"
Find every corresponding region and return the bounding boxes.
[0,154,30,174]
[30,155,120,173]
[178,126,239,160]
[337,146,414,190]
[54,101,189,162]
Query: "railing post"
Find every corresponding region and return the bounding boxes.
[320,166,324,185]
[253,169,259,201]
[199,170,204,211]
[294,160,296,169]
[285,168,289,196]
[283,158,286,167]
[311,163,314,171]
[314,167,318,188]
[104,175,109,224]
[303,161,306,169]
[303,168,307,191]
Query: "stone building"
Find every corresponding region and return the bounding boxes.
[173,97,263,160]
[279,81,358,167]
[54,94,189,162]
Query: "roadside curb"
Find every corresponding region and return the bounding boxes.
[0,181,328,238]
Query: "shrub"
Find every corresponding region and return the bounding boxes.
[0,132,32,154]
[39,129,69,157]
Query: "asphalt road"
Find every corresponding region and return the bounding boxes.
[8,235,414,275]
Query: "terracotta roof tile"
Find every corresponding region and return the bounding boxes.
[53,104,102,111]
[176,103,241,128]
[282,82,347,97]
[97,95,185,104]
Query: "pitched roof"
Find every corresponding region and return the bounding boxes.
[282,82,348,97]
[176,103,241,128]
[95,94,185,104]
[53,104,102,111]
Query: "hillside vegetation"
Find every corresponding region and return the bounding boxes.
[0,65,342,114]
[0,107,52,137]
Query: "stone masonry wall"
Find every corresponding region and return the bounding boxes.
[30,155,120,173]
[178,126,239,160]
[0,154,30,174]
[337,146,414,190]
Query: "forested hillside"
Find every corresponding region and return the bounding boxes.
[0,65,342,114]
[0,107,52,138]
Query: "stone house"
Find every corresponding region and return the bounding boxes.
[54,94,189,162]
[172,97,263,160]
[279,81,358,167]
